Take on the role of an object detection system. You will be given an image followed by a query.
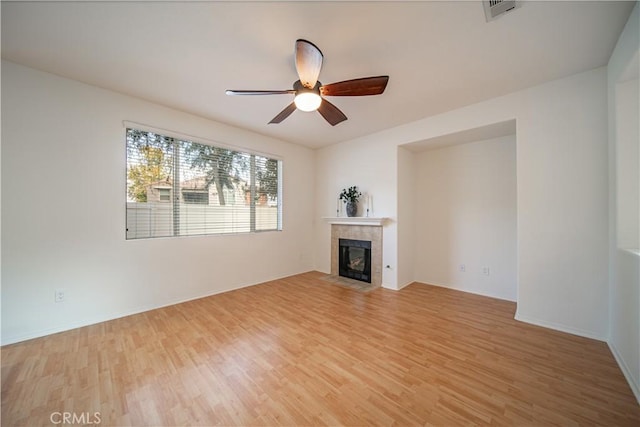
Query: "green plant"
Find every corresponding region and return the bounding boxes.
[339,186,362,204]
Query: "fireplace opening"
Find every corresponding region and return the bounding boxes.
[339,238,372,283]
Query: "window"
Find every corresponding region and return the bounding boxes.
[158,188,170,202]
[182,190,208,205]
[126,128,282,239]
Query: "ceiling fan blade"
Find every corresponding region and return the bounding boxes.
[317,99,347,126]
[295,39,323,89]
[226,89,295,96]
[269,102,297,124]
[320,76,389,97]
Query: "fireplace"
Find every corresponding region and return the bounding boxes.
[330,223,382,287]
[339,238,372,283]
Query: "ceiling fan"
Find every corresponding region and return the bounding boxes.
[225,39,389,126]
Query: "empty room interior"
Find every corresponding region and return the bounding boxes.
[1,1,639,425]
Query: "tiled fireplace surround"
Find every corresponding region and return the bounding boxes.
[330,224,383,287]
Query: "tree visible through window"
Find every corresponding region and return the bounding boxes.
[126,128,281,239]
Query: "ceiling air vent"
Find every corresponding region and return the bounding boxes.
[483,0,518,22]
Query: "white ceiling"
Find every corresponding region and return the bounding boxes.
[1,1,635,149]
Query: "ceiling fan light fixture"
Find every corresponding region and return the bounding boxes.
[294,92,322,112]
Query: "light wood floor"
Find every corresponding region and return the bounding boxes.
[2,271,639,426]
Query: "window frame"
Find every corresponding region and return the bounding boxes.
[124,122,283,240]
[157,188,171,202]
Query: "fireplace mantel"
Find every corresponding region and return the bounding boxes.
[323,217,387,226]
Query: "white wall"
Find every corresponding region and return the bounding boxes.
[607,3,639,403]
[413,136,517,301]
[514,69,609,339]
[315,66,609,339]
[615,78,639,250]
[1,61,316,345]
[397,146,416,289]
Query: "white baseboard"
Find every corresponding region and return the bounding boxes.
[381,280,413,291]
[1,272,301,346]
[608,341,640,405]
[396,280,414,290]
[514,311,607,341]
[415,280,516,302]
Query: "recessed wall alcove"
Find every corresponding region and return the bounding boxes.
[401,119,518,302]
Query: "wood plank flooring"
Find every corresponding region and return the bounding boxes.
[2,271,639,426]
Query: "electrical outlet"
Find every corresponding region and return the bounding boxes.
[55,289,65,303]
[459,264,466,272]
[482,267,490,276]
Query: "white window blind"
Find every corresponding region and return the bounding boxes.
[126,128,282,239]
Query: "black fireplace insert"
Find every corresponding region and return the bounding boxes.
[338,238,372,283]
